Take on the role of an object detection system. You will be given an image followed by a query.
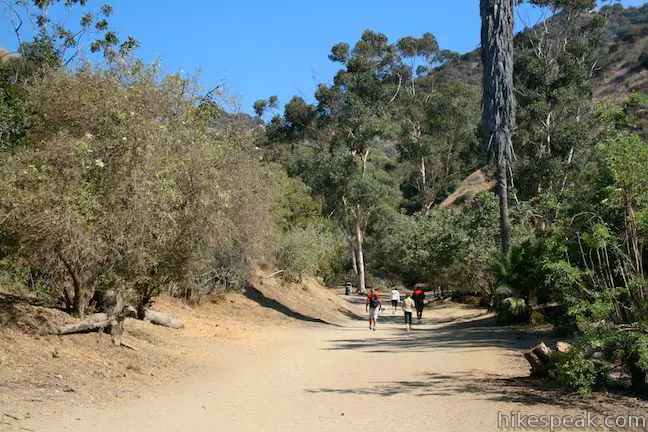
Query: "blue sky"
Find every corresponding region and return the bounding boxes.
[1,0,645,115]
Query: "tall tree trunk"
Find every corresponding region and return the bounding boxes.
[480,0,515,258]
[355,219,366,294]
[349,240,359,277]
[420,157,426,197]
[342,199,359,279]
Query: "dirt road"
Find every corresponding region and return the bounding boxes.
[24,298,642,432]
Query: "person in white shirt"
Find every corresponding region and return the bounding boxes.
[402,293,415,331]
[390,287,400,314]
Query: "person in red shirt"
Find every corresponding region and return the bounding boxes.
[412,288,426,322]
[365,289,382,331]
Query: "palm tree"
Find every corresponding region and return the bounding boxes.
[480,0,515,258]
[489,246,530,323]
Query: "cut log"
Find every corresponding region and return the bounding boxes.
[531,342,553,363]
[523,342,554,377]
[143,310,183,329]
[524,351,547,376]
[556,341,573,353]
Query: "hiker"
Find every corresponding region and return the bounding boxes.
[365,289,382,331]
[412,287,426,322]
[390,287,400,314]
[402,293,415,331]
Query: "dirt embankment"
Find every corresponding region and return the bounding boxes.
[0,270,354,429]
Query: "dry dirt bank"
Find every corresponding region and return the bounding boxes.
[0,272,353,431]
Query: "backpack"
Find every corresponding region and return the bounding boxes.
[413,290,424,302]
[369,294,380,309]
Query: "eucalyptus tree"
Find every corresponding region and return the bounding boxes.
[313,30,404,292]
[263,31,404,292]
[2,0,138,66]
[395,67,480,213]
[513,0,604,200]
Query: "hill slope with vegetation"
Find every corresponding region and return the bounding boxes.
[439,3,648,99]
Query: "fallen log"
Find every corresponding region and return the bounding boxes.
[263,269,285,279]
[143,309,183,329]
[57,306,136,338]
[57,313,110,335]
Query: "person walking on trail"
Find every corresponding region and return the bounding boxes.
[412,287,426,322]
[390,287,400,314]
[365,289,382,331]
[402,293,415,331]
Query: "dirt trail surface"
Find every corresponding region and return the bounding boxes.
[14,295,646,432]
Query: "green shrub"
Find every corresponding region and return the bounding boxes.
[551,351,598,396]
[554,327,648,397]
[608,331,648,396]
[276,220,346,282]
[530,309,547,325]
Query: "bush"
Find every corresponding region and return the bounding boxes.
[609,331,648,397]
[551,327,648,398]
[551,351,599,396]
[276,220,346,282]
[376,191,500,295]
[530,309,547,325]
[0,62,278,315]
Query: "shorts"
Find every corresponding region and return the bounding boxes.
[415,303,424,313]
[391,300,398,307]
[369,307,380,319]
[404,311,412,325]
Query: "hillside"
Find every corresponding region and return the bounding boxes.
[0,48,14,62]
[439,3,648,100]
[596,3,648,98]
